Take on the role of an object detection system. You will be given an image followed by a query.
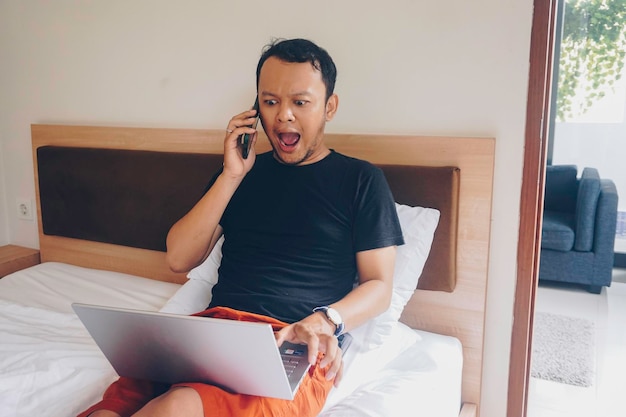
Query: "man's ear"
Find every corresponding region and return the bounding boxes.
[325,94,339,121]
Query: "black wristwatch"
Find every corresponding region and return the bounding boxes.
[313,306,345,336]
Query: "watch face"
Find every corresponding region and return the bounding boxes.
[327,308,342,325]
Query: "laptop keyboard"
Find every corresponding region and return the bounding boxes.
[281,347,306,376]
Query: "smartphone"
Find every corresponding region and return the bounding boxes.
[239,97,259,159]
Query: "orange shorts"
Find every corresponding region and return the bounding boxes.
[77,307,334,417]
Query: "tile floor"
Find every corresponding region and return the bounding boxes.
[527,268,626,417]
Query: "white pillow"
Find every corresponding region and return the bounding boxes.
[186,235,223,282]
[351,203,440,349]
[159,236,223,314]
[161,204,440,351]
[159,278,215,314]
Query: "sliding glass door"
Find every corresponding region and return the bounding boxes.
[548,0,626,267]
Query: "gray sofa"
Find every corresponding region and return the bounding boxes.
[539,165,619,293]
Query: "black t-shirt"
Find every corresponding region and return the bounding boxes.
[208,151,404,323]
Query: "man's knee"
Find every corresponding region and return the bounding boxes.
[136,387,203,417]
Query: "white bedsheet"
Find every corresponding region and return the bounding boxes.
[0,262,462,417]
[320,329,463,417]
[0,262,180,416]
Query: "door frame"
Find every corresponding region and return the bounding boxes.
[508,0,558,416]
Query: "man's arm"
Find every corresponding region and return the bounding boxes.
[165,175,239,272]
[275,245,396,385]
[332,246,396,331]
[166,108,258,273]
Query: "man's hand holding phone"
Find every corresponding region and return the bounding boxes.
[223,98,260,177]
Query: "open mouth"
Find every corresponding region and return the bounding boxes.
[277,132,301,151]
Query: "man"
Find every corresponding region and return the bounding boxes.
[79,38,403,417]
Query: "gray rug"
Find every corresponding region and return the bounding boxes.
[531,312,595,387]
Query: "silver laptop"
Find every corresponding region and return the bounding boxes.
[72,303,315,400]
[72,303,310,399]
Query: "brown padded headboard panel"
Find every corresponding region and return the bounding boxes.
[37,146,459,291]
[379,165,460,291]
[37,146,223,252]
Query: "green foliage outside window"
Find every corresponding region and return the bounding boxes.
[557,0,626,121]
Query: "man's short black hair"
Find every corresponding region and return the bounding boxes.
[256,38,337,101]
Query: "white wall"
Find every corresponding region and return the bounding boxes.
[0,138,7,246]
[0,1,534,415]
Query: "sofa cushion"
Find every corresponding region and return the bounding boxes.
[541,210,575,251]
[574,168,601,252]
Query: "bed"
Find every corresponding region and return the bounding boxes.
[0,124,494,417]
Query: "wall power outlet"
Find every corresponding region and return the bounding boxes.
[17,198,34,221]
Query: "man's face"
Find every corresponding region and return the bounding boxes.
[258,56,338,166]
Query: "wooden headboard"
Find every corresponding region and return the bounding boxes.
[31,124,495,413]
